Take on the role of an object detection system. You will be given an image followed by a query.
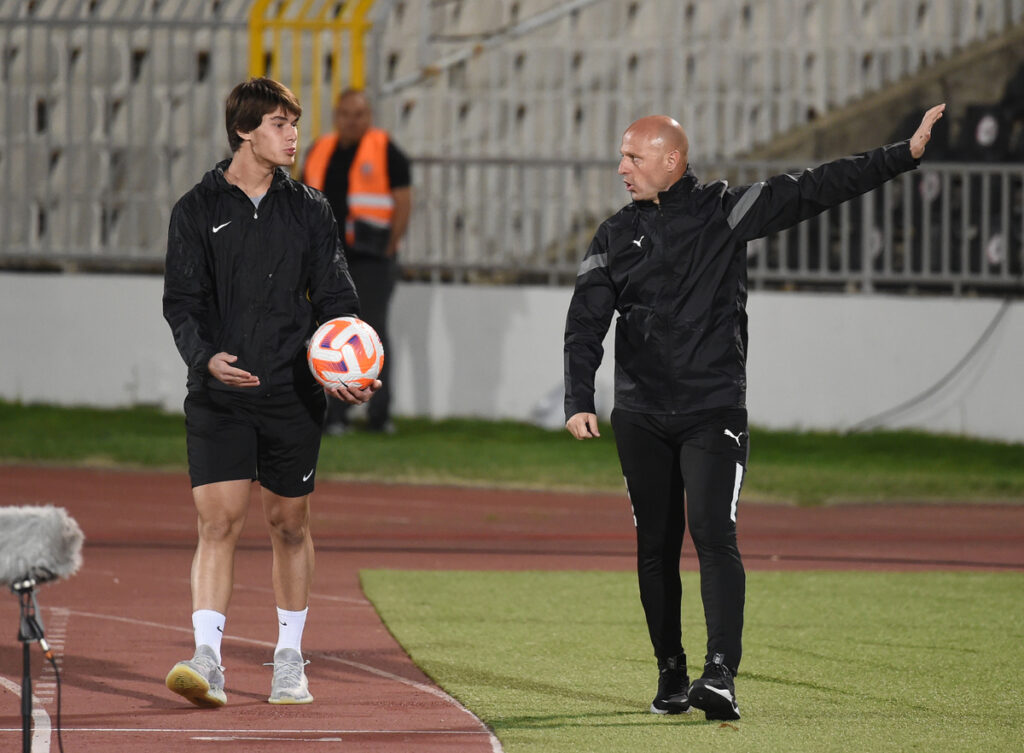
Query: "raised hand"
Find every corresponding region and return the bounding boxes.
[909,103,946,159]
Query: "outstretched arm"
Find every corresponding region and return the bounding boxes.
[726,103,946,241]
[909,103,946,160]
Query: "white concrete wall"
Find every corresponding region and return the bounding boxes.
[1,272,1021,442]
[745,293,1023,440]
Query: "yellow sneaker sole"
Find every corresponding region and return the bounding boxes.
[165,663,227,708]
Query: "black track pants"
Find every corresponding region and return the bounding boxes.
[611,407,748,675]
[326,254,397,428]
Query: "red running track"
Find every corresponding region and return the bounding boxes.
[1,466,1021,752]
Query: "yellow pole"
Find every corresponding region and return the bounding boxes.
[308,0,337,140]
[352,0,376,89]
[291,0,320,115]
[333,26,343,98]
[310,30,323,138]
[347,0,375,90]
[350,0,377,21]
[270,0,288,80]
[248,0,274,77]
[290,6,303,109]
[247,0,379,147]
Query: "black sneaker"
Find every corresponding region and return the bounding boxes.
[650,653,690,714]
[688,653,740,720]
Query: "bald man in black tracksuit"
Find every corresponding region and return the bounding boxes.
[564,105,946,720]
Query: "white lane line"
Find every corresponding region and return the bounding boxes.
[62,609,504,752]
[234,582,370,606]
[313,653,504,753]
[0,728,489,734]
[80,569,370,606]
[1,729,491,733]
[192,737,342,742]
[0,676,51,753]
[33,608,69,707]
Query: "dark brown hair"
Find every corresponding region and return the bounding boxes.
[224,77,302,152]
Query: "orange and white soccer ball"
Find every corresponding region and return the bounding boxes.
[307,316,384,389]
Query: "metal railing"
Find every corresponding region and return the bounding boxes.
[739,162,1024,295]
[248,0,375,140]
[1,0,1022,295]
[400,156,1024,295]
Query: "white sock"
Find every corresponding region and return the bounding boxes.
[276,606,308,656]
[192,609,226,663]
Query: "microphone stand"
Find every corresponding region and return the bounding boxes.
[12,578,46,753]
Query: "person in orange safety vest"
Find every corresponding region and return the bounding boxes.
[303,89,411,435]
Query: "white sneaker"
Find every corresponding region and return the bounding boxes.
[267,648,314,704]
[165,644,226,707]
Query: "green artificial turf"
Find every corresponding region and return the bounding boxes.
[2,400,1024,503]
[361,569,1024,753]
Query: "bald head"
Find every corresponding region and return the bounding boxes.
[618,116,689,202]
[626,116,689,160]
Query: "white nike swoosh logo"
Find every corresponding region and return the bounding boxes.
[302,469,314,482]
[212,221,231,233]
[632,235,645,247]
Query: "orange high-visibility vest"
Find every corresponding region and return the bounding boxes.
[303,128,394,246]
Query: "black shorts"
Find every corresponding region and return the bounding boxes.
[184,387,327,498]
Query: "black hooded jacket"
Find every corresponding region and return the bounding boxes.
[564,140,919,418]
[164,160,359,395]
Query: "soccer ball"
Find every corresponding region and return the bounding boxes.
[307,316,384,389]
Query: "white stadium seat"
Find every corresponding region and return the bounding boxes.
[2,0,1022,268]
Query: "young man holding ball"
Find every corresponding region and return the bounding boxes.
[163,77,378,707]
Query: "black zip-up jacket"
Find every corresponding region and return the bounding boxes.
[564,140,919,418]
[164,160,360,395]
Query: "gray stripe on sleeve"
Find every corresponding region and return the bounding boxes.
[726,181,765,229]
[577,253,608,277]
